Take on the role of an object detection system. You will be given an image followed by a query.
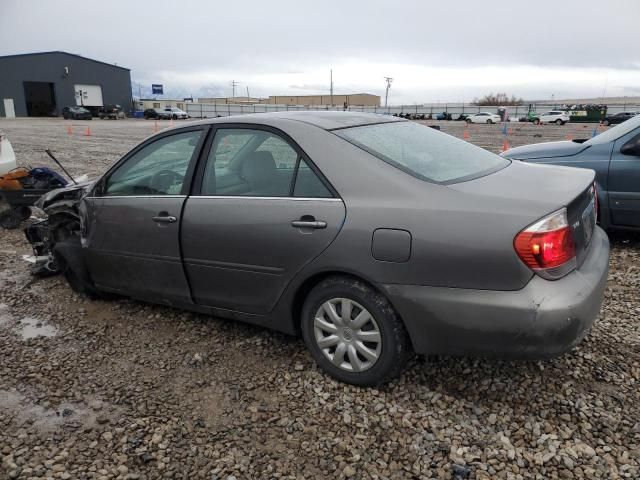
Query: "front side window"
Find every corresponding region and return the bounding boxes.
[201,128,332,198]
[334,121,509,184]
[104,130,202,196]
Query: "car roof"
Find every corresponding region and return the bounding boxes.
[189,111,404,131]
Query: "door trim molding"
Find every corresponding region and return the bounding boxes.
[187,196,342,202]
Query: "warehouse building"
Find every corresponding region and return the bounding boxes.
[197,93,380,107]
[0,51,132,117]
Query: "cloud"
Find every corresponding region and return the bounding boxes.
[1,0,639,102]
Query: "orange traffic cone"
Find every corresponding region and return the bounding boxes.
[463,129,470,140]
[508,127,513,135]
[501,138,510,152]
[84,126,91,137]
[67,125,73,135]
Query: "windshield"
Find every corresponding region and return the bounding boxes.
[585,114,640,145]
[334,121,509,184]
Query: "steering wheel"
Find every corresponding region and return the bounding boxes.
[149,169,183,194]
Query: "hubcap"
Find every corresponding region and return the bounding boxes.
[313,298,382,372]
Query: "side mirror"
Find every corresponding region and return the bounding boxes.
[621,134,640,157]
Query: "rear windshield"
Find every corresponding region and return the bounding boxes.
[334,121,509,184]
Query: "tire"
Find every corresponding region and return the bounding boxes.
[466,119,472,124]
[556,119,563,125]
[301,276,412,386]
[603,120,610,126]
[486,119,493,124]
[533,118,540,125]
[0,208,24,229]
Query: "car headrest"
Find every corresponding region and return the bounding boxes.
[241,151,277,185]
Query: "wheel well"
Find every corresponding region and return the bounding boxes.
[291,271,407,336]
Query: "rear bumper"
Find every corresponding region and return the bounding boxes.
[380,226,609,358]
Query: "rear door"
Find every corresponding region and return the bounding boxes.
[608,128,640,227]
[181,125,346,314]
[83,127,206,303]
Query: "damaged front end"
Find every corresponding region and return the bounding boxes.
[24,182,92,275]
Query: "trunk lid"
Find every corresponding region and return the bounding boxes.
[450,160,596,269]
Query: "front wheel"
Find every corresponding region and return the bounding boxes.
[603,120,610,126]
[533,118,540,125]
[486,119,493,124]
[466,119,472,124]
[556,119,563,125]
[301,276,412,386]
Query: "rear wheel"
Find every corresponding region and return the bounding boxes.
[466,118,472,124]
[486,119,493,124]
[301,276,411,386]
[556,119,563,125]
[533,118,540,125]
[603,119,610,126]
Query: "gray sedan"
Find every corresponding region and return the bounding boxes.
[26,112,610,386]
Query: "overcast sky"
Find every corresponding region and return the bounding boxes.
[1,0,639,103]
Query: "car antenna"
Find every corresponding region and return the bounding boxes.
[45,149,78,185]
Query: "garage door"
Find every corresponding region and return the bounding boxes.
[74,84,103,107]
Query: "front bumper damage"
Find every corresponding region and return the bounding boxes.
[24,183,89,275]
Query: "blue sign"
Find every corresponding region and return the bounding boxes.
[152,84,163,95]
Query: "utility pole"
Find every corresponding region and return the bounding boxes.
[246,86,250,99]
[330,69,334,106]
[230,80,239,100]
[384,77,393,108]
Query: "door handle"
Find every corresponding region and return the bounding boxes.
[152,215,177,224]
[291,220,327,229]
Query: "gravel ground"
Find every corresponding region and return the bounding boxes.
[0,117,638,479]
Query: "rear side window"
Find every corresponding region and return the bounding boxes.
[201,128,333,198]
[334,121,509,184]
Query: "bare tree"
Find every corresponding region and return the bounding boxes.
[472,93,523,106]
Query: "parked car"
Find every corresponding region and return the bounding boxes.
[535,111,570,125]
[62,106,93,120]
[466,112,502,124]
[25,112,609,386]
[144,108,171,120]
[502,114,640,230]
[0,131,17,175]
[98,104,125,120]
[602,111,638,126]
[163,107,189,119]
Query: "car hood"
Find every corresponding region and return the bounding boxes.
[35,180,94,210]
[501,140,589,160]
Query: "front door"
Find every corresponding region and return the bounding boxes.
[608,129,640,227]
[181,127,346,314]
[83,128,206,303]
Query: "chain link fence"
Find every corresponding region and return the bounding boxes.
[185,102,640,121]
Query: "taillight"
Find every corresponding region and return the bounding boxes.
[514,208,576,280]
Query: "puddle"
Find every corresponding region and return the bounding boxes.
[0,389,100,432]
[19,316,58,339]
